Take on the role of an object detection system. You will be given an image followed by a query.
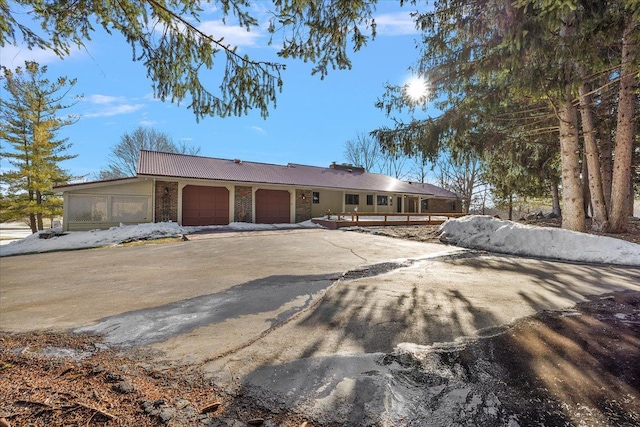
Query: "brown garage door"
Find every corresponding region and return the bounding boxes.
[182,185,229,226]
[255,189,290,224]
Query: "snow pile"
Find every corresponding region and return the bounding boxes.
[0,221,322,257]
[440,215,640,266]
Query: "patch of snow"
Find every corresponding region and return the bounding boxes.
[0,222,33,245]
[440,215,640,266]
[0,221,323,257]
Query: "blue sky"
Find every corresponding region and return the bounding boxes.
[1,1,440,180]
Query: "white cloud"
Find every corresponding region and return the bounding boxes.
[198,20,263,48]
[142,92,161,102]
[87,94,127,104]
[374,12,419,36]
[251,125,266,135]
[84,102,144,118]
[0,44,60,68]
[83,93,145,118]
[138,119,158,126]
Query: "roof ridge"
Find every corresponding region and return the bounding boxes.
[142,150,304,169]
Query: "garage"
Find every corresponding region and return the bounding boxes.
[182,185,229,226]
[255,189,290,224]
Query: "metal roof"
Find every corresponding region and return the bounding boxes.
[403,182,459,199]
[137,150,457,198]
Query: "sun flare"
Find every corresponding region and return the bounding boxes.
[405,77,428,102]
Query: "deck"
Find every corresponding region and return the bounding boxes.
[311,212,466,229]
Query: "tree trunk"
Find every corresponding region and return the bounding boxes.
[582,156,591,218]
[609,17,637,233]
[600,131,613,210]
[29,213,38,234]
[36,190,44,231]
[578,82,608,231]
[551,181,561,216]
[629,174,636,217]
[558,86,586,231]
[27,187,37,233]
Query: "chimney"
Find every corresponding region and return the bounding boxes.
[329,162,365,173]
[234,159,242,164]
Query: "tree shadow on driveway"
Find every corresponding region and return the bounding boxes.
[75,273,340,347]
[236,255,640,426]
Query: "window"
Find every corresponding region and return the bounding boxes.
[312,191,320,204]
[345,194,359,205]
[451,201,457,211]
[68,194,150,223]
[366,195,373,205]
[376,195,388,206]
[68,196,107,222]
[421,199,429,212]
[111,196,149,222]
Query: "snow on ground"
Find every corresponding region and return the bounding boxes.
[0,222,33,246]
[0,221,322,257]
[440,215,640,266]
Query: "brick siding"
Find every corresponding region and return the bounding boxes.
[424,197,461,213]
[295,189,312,223]
[155,181,178,222]
[234,185,253,222]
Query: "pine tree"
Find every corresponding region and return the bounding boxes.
[1,0,378,121]
[373,0,638,233]
[0,61,79,233]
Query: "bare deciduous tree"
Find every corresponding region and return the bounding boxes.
[343,132,382,172]
[98,127,200,179]
[436,151,484,213]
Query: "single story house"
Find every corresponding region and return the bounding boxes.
[55,150,461,231]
